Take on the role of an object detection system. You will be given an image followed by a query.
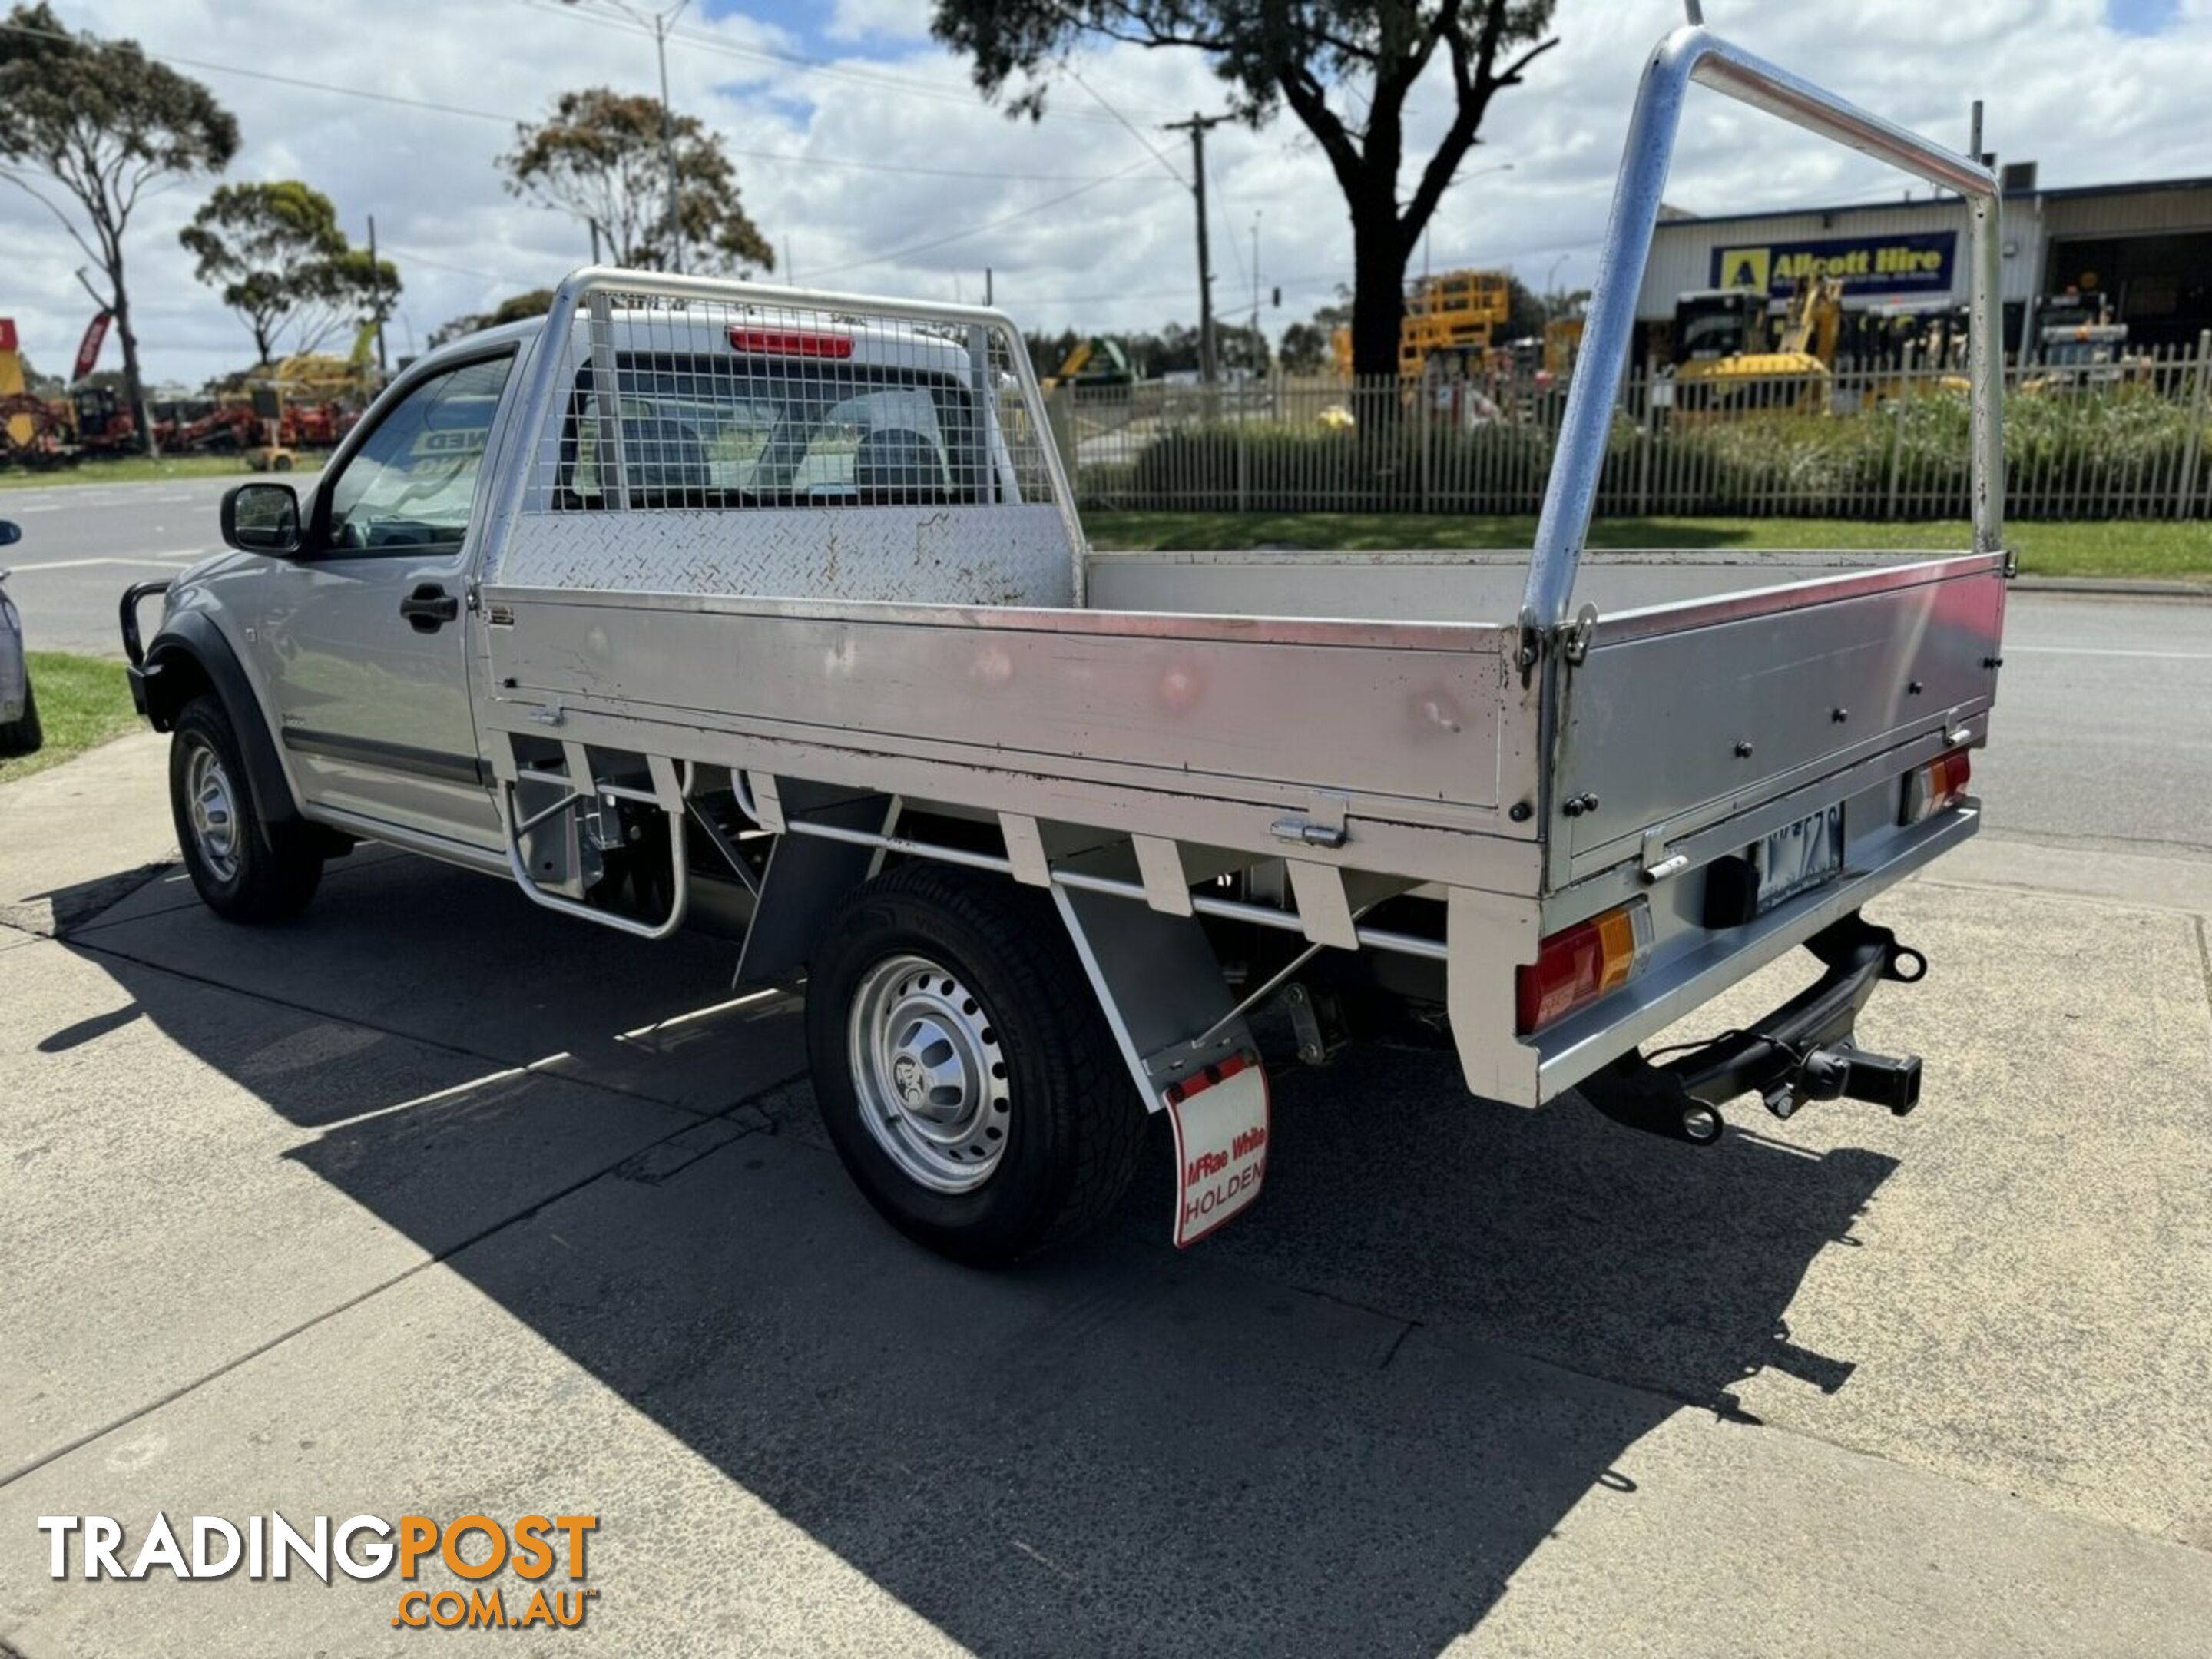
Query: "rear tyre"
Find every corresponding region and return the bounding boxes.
[805,863,1144,1264]
[0,679,40,757]
[169,694,323,923]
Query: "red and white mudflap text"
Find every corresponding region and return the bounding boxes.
[1164,1051,1270,1248]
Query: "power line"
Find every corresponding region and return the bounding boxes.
[798,159,1155,282]
[1208,152,1247,294]
[0,18,522,125]
[1012,270,1349,310]
[379,246,509,283]
[1065,67,1187,187]
[524,0,1155,128]
[0,16,1137,186]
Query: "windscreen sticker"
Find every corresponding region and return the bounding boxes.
[1165,1052,1270,1249]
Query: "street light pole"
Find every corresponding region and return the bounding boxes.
[563,0,691,270]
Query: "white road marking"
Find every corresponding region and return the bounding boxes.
[2006,645,2212,661]
[3,551,211,571]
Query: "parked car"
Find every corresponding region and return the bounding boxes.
[118,23,2011,1267]
[0,520,41,758]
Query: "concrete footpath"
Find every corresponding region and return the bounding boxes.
[2,740,2209,1656]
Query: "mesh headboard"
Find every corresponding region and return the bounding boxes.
[482,275,1079,608]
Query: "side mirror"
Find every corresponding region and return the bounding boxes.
[220,482,302,556]
[0,520,19,548]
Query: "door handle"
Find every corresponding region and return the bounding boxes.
[400,584,460,632]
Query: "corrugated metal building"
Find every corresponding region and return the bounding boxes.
[1632,172,2212,359]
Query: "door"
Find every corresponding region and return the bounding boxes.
[256,351,515,846]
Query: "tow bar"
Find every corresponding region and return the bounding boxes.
[1577,912,1926,1146]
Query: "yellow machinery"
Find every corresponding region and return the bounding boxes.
[1542,314,1584,378]
[1671,276,1840,416]
[239,346,384,471]
[0,316,48,459]
[1329,268,1514,378]
[1398,269,1512,376]
[1041,337,1137,390]
[267,349,379,402]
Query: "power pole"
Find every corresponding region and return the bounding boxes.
[560,0,690,269]
[651,4,686,270]
[1165,111,1230,384]
[366,214,389,376]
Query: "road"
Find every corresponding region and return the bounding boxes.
[0,473,303,657]
[5,473,2208,853]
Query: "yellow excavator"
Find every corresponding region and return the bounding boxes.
[1671,274,1841,417]
[1041,337,1137,390]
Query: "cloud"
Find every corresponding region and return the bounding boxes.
[824,0,933,43]
[4,0,2210,389]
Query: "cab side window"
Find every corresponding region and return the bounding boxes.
[326,356,513,553]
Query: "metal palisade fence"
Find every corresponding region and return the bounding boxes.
[1046,332,2212,522]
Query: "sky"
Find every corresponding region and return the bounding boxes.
[4,0,2210,389]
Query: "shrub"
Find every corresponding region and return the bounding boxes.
[1074,382,2212,519]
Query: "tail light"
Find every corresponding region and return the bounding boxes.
[1901,747,1972,825]
[1516,899,1654,1034]
[727,326,854,359]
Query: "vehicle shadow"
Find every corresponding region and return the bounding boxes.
[51,855,1893,1656]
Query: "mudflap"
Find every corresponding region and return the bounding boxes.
[1049,879,1271,1247]
[1165,1051,1271,1248]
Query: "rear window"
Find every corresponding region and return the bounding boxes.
[561,353,979,509]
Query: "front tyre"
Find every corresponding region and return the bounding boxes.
[169,694,323,923]
[806,863,1144,1264]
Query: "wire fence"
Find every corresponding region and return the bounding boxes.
[1048,333,2212,522]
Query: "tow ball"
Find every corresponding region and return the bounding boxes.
[1576,912,1926,1145]
[1762,1038,1922,1122]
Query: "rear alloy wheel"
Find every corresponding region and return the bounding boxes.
[806,863,1145,1264]
[169,694,323,923]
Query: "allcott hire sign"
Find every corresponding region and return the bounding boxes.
[1710,230,1957,298]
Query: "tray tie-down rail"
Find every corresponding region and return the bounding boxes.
[492,738,1449,965]
[1575,913,1927,1146]
[488,743,1451,1119]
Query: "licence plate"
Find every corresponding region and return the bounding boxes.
[1755,805,1843,912]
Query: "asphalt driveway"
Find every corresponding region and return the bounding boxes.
[2,734,2209,1656]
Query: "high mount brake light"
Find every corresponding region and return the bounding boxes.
[1901,747,1973,825]
[727,326,855,359]
[1516,899,1654,1035]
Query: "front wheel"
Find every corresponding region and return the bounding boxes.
[805,863,1145,1264]
[169,694,323,922]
